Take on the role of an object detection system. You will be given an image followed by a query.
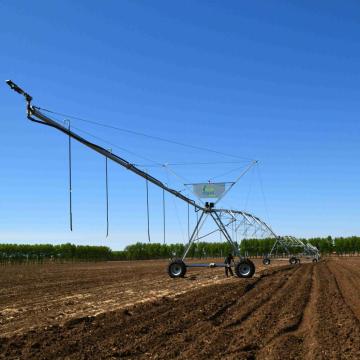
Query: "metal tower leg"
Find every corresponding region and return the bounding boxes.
[181,211,206,261]
[210,211,240,257]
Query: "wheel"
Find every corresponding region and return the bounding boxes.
[235,259,255,278]
[289,257,297,265]
[312,258,318,263]
[168,259,187,278]
[263,258,271,265]
[295,258,300,264]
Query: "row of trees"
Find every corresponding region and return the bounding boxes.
[1,237,360,264]
[333,237,360,255]
[240,236,360,257]
[0,243,112,264]
[114,236,360,260]
[116,242,234,261]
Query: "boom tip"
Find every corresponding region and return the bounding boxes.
[6,80,33,101]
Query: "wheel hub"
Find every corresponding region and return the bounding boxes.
[170,263,183,276]
[238,263,251,276]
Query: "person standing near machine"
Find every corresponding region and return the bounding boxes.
[224,253,234,277]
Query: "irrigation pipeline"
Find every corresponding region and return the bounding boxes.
[27,104,204,211]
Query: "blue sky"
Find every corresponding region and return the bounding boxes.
[1,1,359,249]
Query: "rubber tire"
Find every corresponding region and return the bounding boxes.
[295,258,300,264]
[263,258,271,265]
[235,259,255,278]
[289,257,297,265]
[168,259,187,278]
[312,258,318,263]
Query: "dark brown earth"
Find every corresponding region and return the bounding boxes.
[1,258,360,359]
[0,258,277,337]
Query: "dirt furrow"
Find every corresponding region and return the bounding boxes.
[326,259,360,321]
[309,261,360,359]
[1,258,360,359]
[223,264,313,358]
[0,260,254,337]
[0,265,297,360]
[255,263,317,359]
[169,266,299,359]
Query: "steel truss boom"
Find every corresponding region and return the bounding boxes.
[6,81,275,224]
[6,80,203,211]
[213,209,277,238]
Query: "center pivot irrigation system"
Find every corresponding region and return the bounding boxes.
[7,80,319,278]
[262,236,320,266]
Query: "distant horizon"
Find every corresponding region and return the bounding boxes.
[1,234,360,252]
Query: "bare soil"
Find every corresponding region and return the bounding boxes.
[1,257,360,359]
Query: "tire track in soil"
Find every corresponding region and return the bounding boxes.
[2,259,360,360]
[99,266,299,360]
[0,265,299,360]
[310,260,360,359]
[0,264,244,337]
[258,260,360,359]
[0,260,279,337]
[159,265,301,360]
[326,259,360,321]
[256,263,318,359]
[221,263,313,359]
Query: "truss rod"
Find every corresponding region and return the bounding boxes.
[6,80,205,211]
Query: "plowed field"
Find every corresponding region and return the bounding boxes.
[1,257,360,359]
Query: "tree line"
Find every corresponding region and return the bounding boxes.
[119,236,360,260]
[0,243,112,264]
[1,236,360,264]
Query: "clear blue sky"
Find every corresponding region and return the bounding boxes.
[1,1,359,249]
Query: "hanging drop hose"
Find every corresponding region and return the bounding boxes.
[162,188,166,244]
[105,155,109,237]
[66,120,73,231]
[146,178,151,242]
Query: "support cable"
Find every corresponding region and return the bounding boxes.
[256,163,270,224]
[135,160,248,168]
[27,106,201,210]
[162,164,198,203]
[69,123,161,168]
[165,171,186,243]
[35,107,254,161]
[214,160,258,205]
[208,164,252,182]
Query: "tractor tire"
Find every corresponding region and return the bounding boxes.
[295,258,301,264]
[263,258,271,265]
[312,258,318,263]
[289,257,297,265]
[168,259,187,278]
[235,259,255,278]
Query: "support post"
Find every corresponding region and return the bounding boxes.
[211,211,240,257]
[182,211,206,261]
